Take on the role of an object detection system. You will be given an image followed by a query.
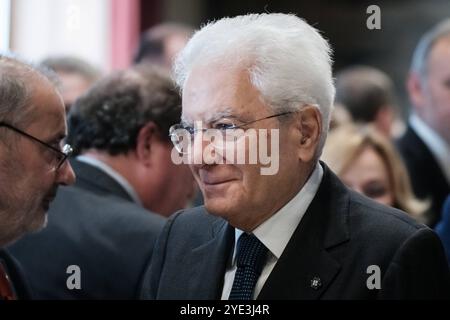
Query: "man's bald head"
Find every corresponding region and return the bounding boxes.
[0,55,59,127]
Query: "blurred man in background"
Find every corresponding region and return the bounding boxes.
[398,19,450,227]
[41,56,101,113]
[134,22,203,207]
[335,65,399,137]
[9,65,194,299]
[1,55,75,299]
[133,22,194,70]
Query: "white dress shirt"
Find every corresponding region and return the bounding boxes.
[221,162,324,300]
[76,155,143,206]
[410,114,450,185]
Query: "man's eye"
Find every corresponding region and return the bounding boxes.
[214,123,236,131]
[183,126,195,135]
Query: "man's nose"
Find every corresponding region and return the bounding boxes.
[191,130,222,167]
[57,161,76,186]
[191,131,207,166]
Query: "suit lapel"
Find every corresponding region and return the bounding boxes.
[398,126,450,224]
[185,219,234,299]
[258,163,350,299]
[404,126,449,192]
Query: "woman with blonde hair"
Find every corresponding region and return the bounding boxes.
[322,125,428,221]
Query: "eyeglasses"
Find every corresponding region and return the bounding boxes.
[0,122,73,170]
[169,111,295,154]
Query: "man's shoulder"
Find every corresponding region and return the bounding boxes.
[171,205,216,221]
[161,206,225,244]
[164,192,427,244]
[51,185,166,232]
[319,165,427,246]
[168,206,222,230]
[347,189,427,244]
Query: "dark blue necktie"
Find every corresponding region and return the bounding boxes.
[229,233,268,300]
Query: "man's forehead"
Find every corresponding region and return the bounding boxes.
[181,64,261,123]
[28,82,67,133]
[181,107,236,124]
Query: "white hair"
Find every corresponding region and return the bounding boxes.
[173,13,335,156]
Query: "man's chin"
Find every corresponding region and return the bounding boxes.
[25,208,48,233]
[203,198,238,219]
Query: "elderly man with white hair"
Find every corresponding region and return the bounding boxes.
[140,13,450,300]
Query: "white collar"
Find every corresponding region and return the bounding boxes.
[76,155,143,206]
[233,162,324,260]
[410,114,450,184]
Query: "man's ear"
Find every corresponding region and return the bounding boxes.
[136,122,158,166]
[297,105,322,162]
[407,72,426,109]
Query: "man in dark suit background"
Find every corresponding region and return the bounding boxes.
[0,55,76,300]
[9,65,195,299]
[436,195,450,263]
[334,65,398,138]
[140,13,450,300]
[133,23,194,71]
[397,19,450,227]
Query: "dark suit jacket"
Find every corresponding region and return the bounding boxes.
[396,125,450,227]
[8,159,165,299]
[436,195,450,263]
[0,249,31,300]
[141,163,450,299]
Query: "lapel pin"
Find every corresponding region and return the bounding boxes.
[310,276,322,290]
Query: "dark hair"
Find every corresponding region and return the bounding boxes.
[67,65,181,156]
[335,65,396,123]
[133,23,194,65]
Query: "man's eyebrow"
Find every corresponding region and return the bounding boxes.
[181,107,238,125]
[207,111,239,123]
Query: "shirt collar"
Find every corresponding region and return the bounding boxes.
[233,162,324,261]
[76,155,143,206]
[410,114,450,184]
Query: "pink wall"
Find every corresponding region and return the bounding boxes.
[110,0,140,70]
